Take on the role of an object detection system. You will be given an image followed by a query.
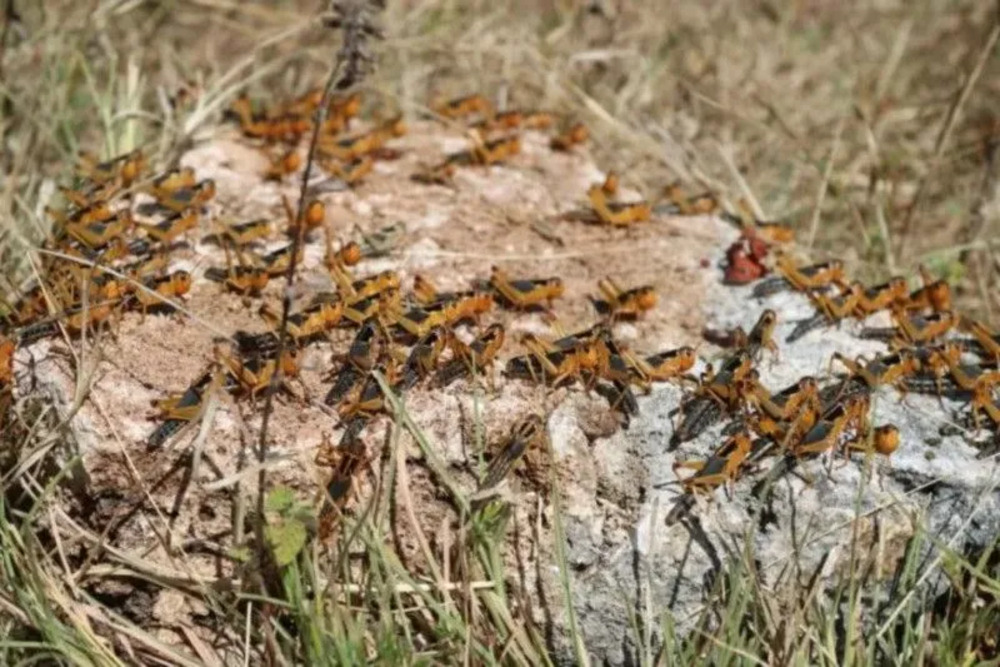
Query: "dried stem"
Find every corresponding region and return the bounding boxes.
[252,0,383,569]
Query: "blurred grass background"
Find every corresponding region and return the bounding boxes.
[2,1,999,664]
[4,0,999,320]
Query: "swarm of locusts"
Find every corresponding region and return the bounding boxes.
[2,85,997,530]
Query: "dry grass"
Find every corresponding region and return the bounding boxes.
[5,1,1000,316]
[2,0,1000,664]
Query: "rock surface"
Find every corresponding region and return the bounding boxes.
[546,234,1000,664]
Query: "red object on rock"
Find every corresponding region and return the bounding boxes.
[743,232,770,262]
[720,226,772,285]
[722,236,768,285]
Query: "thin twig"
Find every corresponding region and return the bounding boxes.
[806,116,844,251]
[252,29,342,540]
[252,0,382,566]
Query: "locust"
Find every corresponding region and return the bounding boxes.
[147,369,223,449]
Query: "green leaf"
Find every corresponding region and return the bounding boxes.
[266,487,297,513]
[266,520,307,567]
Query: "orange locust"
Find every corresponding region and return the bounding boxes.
[890,309,960,347]
[318,116,406,162]
[729,309,779,360]
[259,298,344,347]
[76,149,146,188]
[662,182,719,216]
[751,375,822,423]
[410,274,492,318]
[147,369,224,449]
[437,323,506,386]
[63,211,133,249]
[337,370,394,426]
[697,351,755,409]
[136,208,200,244]
[920,360,1000,430]
[258,243,304,277]
[786,282,865,343]
[721,199,796,244]
[17,300,118,344]
[228,97,311,141]
[334,268,400,303]
[670,351,754,447]
[147,167,197,200]
[830,350,921,392]
[471,415,549,510]
[962,319,1000,365]
[270,88,322,118]
[316,433,368,539]
[320,155,374,186]
[412,274,444,305]
[324,236,363,273]
[753,258,847,298]
[205,264,270,296]
[903,266,952,313]
[264,149,301,181]
[326,319,383,406]
[0,336,14,389]
[129,270,192,317]
[858,309,959,346]
[392,306,446,340]
[471,110,524,134]
[321,92,363,134]
[968,378,1000,430]
[745,375,823,449]
[471,135,521,165]
[624,346,698,391]
[213,218,271,246]
[155,179,216,213]
[7,284,50,327]
[47,200,115,228]
[522,111,557,130]
[586,180,652,226]
[434,94,493,120]
[845,424,901,458]
[673,431,753,495]
[341,289,399,326]
[205,245,271,295]
[217,344,299,402]
[425,290,494,328]
[789,394,871,458]
[550,123,588,151]
[120,251,170,280]
[595,278,657,320]
[57,181,121,209]
[283,196,326,238]
[489,266,564,310]
[396,329,447,390]
[505,337,601,389]
[902,342,967,397]
[854,277,909,318]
